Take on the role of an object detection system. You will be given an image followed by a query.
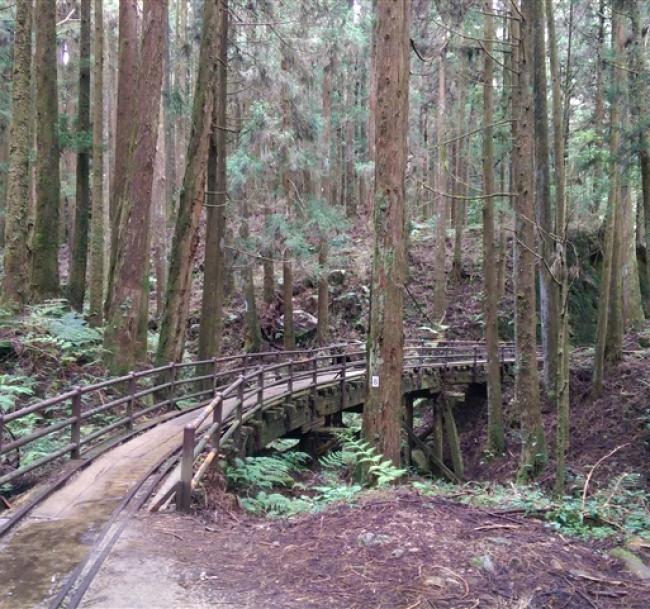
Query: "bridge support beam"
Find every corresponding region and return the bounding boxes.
[442,393,464,479]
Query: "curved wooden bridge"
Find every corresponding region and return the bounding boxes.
[0,340,516,609]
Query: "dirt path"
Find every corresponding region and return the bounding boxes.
[80,490,650,609]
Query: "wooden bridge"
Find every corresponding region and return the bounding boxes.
[0,340,516,609]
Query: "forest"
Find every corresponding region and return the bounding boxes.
[0,1,649,608]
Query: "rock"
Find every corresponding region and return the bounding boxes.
[391,548,405,559]
[423,576,445,588]
[473,554,496,574]
[610,548,650,580]
[357,532,390,546]
[411,449,432,474]
[279,310,318,339]
[638,332,650,348]
[328,269,347,286]
[333,292,364,321]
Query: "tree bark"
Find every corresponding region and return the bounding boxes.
[546,0,570,494]
[31,0,61,300]
[69,0,92,311]
[593,1,624,396]
[451,49,468,284]
[198,0,228,361]
[88,0,105,326]
[533,0,558,394]
[432,50,447,321]
[156,0,220,365]
[513,0,547,481]
[317,49,335,345]
[482,0,504,455]
[628,1,650,315]
[2,0,32,307]
[362,0,411,466]
[104,0,167,374]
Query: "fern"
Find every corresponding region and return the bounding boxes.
[0,374,36,412]
[319,428,406,487]
[226,452,311,491]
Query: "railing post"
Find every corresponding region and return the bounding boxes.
[420,338,425,367]
[71,386,82,459]
[473,346,478,370]
[287,359,294,394]
[177,424,195,512]
[235,375,244,453]
[126,372,136,431]
[212,356,219,396]
[312,356,318,393]
[169,362,178,410]
[340,356,347,411]
[211,394,223,450]
[257,368,264,407]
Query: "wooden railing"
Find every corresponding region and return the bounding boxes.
[0,340,516,498]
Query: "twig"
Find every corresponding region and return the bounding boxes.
[581,444,629,512]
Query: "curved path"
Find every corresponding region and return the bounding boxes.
[0,342,515,609]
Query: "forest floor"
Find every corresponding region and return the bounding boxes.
[83,489,650,609]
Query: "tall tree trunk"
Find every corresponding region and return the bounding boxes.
[162,11,176,223]
[280,49,296,351]
[432,50,447,321]
[106,0,139,313]
[31,0,61,300]
[198,0,228,361]
[533,0,558,394]
[69,0,92,311]
[174,0,188,193]
[156,0,220,365]
[363,0,411,466]
[451,50,468,284]
[88,0,105,326]
[104,0,167,374]
[262,203,275,305]
[482,0,504,455]
[546,0,570,494]
[628,1,650,315]
[317,49,335,345]
[593,1,624,396]
[513,0,547,481]
[2,0,32,307]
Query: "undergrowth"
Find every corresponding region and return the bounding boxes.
[413,475,650,541]
[226,416,405,517]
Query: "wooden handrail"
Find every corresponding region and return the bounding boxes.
[0,341,520,497]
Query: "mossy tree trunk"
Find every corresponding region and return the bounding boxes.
[482,0,504,456]
[106,0,138,315]
[593,3,625,396]
[2,0,32,308]
[198,0,228,361]
[513,0,547,482]
[69,0,92,311]
[31,0,61,301]
[628,1,650,316]
[88,0,105,327]
[533,0,558,395]
[156,0,220,365]
[362,0,410,467]
[546,0,570,495]
[451,49,468,285]
[317,48,335,346]
[104,0,167,374]
[432,49,447,322]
